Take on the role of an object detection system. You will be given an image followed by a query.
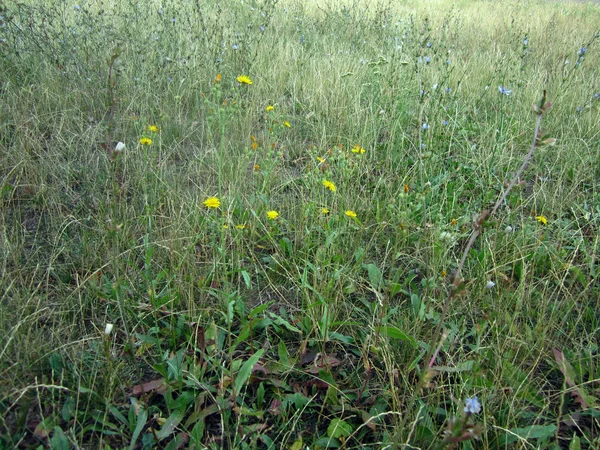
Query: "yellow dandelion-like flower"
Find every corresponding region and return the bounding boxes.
[266,105,274,111]
[139,137,152,145]
[223,224,229,229]
[317,157,325,163]
[352,144,366,154]
[252,141,258,150]
[203,197,221,209]
[282,121,291,128]
[236,75,253,85]
[148,125,160,132]
[404,184,410,193]
[254,164,260,171]
[267,210,279,220]
[321,208,330,215]
[214,73,222,83]
[236,224,246,229]
[535,215,548,225]
[345,210,357,218]
[322,180,337,192]
[451,218,457,226]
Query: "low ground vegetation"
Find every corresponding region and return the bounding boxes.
[0,0,599,448]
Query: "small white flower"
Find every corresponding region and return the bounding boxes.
[464,396,482,414]
[485,281,496,289]
[115,142,126,152]
[104,323,114,335]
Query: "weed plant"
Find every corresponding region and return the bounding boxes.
[0,0,599,448]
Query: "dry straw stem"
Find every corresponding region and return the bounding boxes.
[417,91,552,396]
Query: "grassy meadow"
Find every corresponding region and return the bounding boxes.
[1,0,600,448]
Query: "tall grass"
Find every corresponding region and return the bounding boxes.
[1,0,599,448]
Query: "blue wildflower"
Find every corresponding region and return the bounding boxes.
[442,120,449,126]
[594,93,600,99]
[426,42,432,48]
[424,56,431,64]
[464,396,481,415]
[260,26,265,32]
[445,87,452,93]
[523,38,528,46]
[422,123,430,130]
[498,85,512,96]
[232,44,239,50]
[578,47,587,56]
[577,106,583,112]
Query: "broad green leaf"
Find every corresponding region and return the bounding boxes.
[363,263,382,290]
[129,405,148,450]
[327,418,353,439]
[241,270,252,289]
[268,313,302,333]
[499,424,556,445]
[379,326,417,347]
[49,426,70,450]
[234,349,264,395]
[249,301,274,319]
[569,435,581,450]
[155,409,185,441]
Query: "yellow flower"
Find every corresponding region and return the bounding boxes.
[223,224,229,229]
[236,75,253,85]
[254,164,260,171]
[535,215,548,225]
[252,141,258,150]
[236,224,246,229]
[282,121,291,128]
[266,105,274,111]
[345,210,357,218]
[352,144,366,154]
[451,218,457,226]
[321,208,330,215]
[214,73,222,83]
[267,210,279,220]
[203,197,221,209]
[148,125,160,132]
[317,157,325,163]
[322,180,337,192]
[139,137,152,145]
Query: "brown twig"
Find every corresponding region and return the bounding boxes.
[413,91,552,401]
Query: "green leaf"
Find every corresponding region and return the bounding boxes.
[327,418,353,439]
[268,313,302,334]
[155,409,185,441]
[569,435,581,450]
[363,263,383,290]
[241,270,252,289]
[234,349,264,395]
[499,424,556,445]
[49,427,70,450]
[128,404,148,450]
[249,301,274,319]
[379,326,417,347]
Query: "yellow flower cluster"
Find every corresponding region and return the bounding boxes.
[203,197,221,209]
[236,75,253,85]
[322,180,337,192]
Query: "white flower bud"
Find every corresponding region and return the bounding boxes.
[104,323,114,335]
